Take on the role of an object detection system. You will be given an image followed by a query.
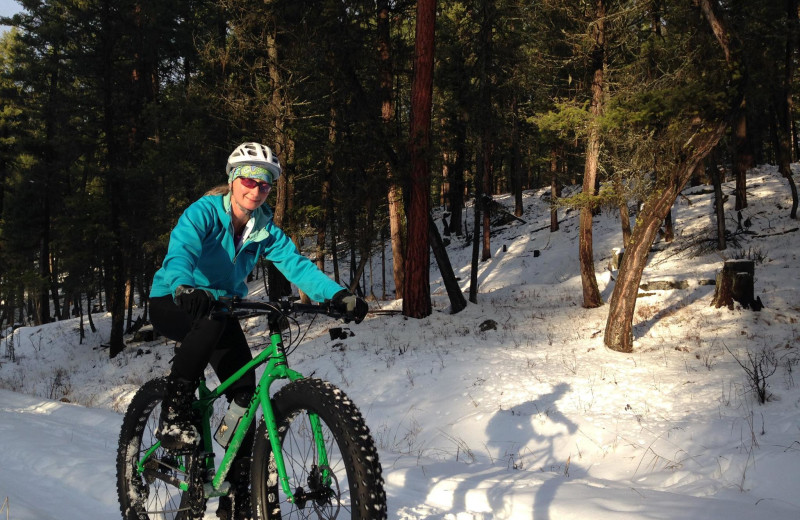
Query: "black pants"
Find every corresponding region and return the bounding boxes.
[150,295,256,401]
[151,295,256,474]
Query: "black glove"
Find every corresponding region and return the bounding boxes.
[331,289,368,324]
[174,285,213,321]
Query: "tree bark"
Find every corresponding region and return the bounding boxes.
[100,0,126,358]
[429,215,467,313]
[388,184,405,299]
[317,175,332,272]
[318,86,337,273]
[550,148,561,232]
[579,0,606,309]
[663,209,674,243]
[711,259,755,310]
[378,0,407,298]
[469,172,482,304]
[776,0,799,219]
[707,157,727,250]
[732,102,751,211]
[402,0,436,319]
[605,122,728,352]
[481,146,493,262]
[478,0,494,263]
[614,173,632,245]
[266,24,294,301]
[511,95,524,217]
[36,39,64,325]
[447,112,467,237]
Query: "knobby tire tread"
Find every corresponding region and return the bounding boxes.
[251,378,387,520]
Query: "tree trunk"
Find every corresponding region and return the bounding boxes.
[86,292,97,333]
[480,147,493,262]
[579,0,606,309]
[318,86,338,273]
[36,40,63,326]
[360,195,376,296]
[78,294,85,344]
[317,176,332,271]
[99,0,126,358]
[50,255,61,321]
[614,173,632,245]
[469,190,481,304]
[402,0,435,319]
[663,209,674,243]
[125,274,134,332]
[381,227,387,299]
[429,215,467,313]
[267,162,293,299]
[331,216,340,284]
[478,0,495,263]
[732,101,751,211]
[511,96,523,217]
[707,157,727,250]
[448,112,467,236]
[776,0,799,219]
[378,0,406,299]
[605,122,727,352]
[388,185,405,299]
[550,148,561,232]
[266,20,294,301]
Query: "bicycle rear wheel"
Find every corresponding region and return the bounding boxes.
[116,377,207,520]
[251,378,387,520]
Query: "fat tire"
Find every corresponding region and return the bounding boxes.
[251,378,387,520]
[116,377,207,519]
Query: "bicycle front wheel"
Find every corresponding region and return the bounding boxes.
[251,378,387,520]
[116,377,207,520]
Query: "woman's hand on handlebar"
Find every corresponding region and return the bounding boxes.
[330,290,368,324]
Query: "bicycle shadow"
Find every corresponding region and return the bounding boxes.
[390,383,577,519]
[486,382,578,520]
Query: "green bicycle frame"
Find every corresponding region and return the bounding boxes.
[137,325,332,502]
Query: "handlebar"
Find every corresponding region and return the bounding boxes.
[211,297,348,321]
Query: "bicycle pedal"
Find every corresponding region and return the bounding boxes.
[204,480,232,498]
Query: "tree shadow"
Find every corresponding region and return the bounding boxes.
[632,285,715,338]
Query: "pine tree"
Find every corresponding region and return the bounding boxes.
[403,0,436,319]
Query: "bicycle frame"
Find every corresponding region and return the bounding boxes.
[136,303,334,504]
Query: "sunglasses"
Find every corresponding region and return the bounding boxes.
[238,177,272,194]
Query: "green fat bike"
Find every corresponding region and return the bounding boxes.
[116,298,387,520]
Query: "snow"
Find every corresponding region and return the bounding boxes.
[2,164,800,519]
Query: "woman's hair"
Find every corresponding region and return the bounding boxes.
[205,184,230,196]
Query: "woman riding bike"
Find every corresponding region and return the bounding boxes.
[148,142,367,519]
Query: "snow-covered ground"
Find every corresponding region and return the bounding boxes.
[2,165,799,519]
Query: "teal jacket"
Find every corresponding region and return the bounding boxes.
[150,192,343,302]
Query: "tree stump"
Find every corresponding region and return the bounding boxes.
[711,259,758,310]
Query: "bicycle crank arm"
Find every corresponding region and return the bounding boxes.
[141,469,190,491]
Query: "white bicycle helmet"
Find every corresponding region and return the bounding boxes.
[226,142,282,180]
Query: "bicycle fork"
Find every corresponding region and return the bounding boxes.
[254,374,332,502]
